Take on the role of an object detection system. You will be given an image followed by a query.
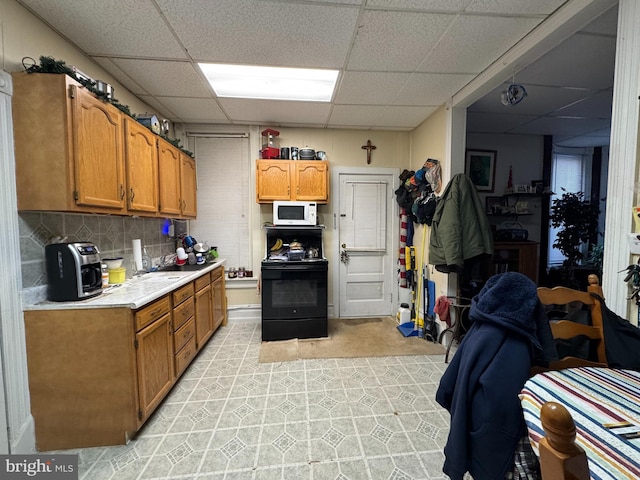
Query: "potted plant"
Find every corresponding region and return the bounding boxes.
[549,189,601,288]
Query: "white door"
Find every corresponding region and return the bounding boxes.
[336,171,396,317]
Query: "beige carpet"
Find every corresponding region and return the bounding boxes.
[259,316,445,363]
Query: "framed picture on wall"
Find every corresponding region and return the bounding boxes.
[465,149,497,192]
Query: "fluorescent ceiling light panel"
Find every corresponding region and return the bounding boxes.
[199,63,338,102]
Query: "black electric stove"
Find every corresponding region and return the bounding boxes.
[261,226,328,341]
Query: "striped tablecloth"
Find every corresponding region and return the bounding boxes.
[520,367,640,480]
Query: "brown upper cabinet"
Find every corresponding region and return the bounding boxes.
[13,72,126,213]
[157,138,197,219]
[12,72,196,219]
[256,159,328,203]
[180,154,197,218]
[124,117,158,214]
[157,138,182,216]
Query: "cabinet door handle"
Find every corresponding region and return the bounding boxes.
[130,188,135,202]
[119,184,125,200]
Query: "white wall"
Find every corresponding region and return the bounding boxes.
[466,133,545,243]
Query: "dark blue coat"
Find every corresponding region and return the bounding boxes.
[435,272,556,480]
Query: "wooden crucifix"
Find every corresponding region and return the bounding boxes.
[361,139,376,164]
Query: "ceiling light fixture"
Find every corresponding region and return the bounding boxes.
[199,63,339,102]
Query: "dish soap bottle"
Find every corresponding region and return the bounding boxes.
[142,245,152,272]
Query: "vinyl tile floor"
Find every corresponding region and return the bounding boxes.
[46,319,453,480]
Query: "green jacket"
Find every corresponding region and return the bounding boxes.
[428,173,493,273]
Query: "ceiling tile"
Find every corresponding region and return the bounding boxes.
[419,15,543,73]
[330,105,436,129]
[367,105,440,128]
[515,33,616,89]
[551,89,613,119]
[555,129,611,148]
[466,112,538,134]
[464,0,566,15]
[509,116,611,136]
[335,72,412,104]
[92,57,149,96]
[347,10,454,71]
[110,59,211,97]
[393,73,475,105]
[155,0,358,68]
[15,0,616,139]
[135,95,178,120]
[305,0,363,4]
[469,83,596,116]
[219,98,333,126]
[579,4,618,35]
[19,0,187,58]
[366,0,471,10]
[150,97,229,124]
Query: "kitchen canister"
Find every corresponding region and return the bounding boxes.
[108,267,126,284]
[280,147,290,159]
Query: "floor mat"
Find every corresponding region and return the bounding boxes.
[259,316,444,363]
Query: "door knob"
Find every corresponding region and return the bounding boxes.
[340,250,349,263]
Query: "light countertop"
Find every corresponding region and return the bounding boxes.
[24,259,226,311]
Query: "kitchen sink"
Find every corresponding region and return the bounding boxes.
[157,263,212,272]
[135,274,183,284]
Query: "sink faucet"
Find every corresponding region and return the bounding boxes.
[159,253,177,268]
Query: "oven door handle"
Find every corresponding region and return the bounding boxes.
[262,264,327,274]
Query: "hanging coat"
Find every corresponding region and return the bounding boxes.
[428,173,493,273]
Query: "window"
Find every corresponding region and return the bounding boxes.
[548,148,593,266]
[189,136,251,270]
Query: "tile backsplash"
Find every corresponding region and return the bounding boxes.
[19,212,179,288]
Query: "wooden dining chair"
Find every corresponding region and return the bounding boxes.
[536,274,607,371]
[527,276,606,480]
[539,401,590,480]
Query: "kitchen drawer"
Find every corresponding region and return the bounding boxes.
[172,283,194,306]
[174,316,195,353]
[173,297,194,331]
[194,274,210,292]
[135,296,171,332]
[175,336,196,377]
[211,266,223,282]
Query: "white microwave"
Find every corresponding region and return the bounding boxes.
[273,201,318,226]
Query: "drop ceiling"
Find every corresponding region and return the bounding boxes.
[17,0,617,146]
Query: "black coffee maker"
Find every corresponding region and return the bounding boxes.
[45,242,103,301]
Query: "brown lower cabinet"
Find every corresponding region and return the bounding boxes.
[24,266,226,451]
[135,296,174,422]
[194,273,214,348]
